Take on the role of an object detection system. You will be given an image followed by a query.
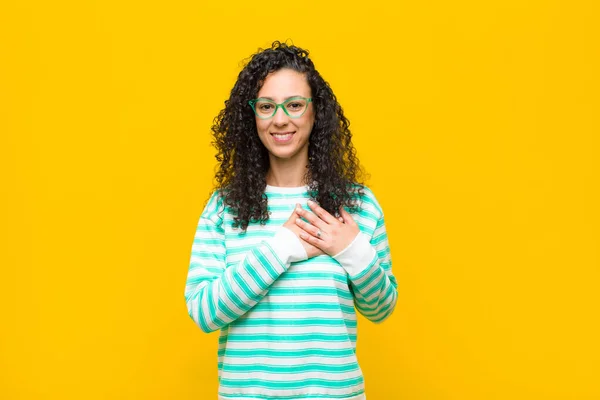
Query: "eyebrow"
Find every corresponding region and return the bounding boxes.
[257,95,305,101]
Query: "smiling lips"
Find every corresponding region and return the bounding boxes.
[271,131,295,143]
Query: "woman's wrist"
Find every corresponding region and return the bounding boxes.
[269,227,308,263]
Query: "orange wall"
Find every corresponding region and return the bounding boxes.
[1,1,599,398]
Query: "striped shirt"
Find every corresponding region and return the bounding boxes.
[185,184,398,400]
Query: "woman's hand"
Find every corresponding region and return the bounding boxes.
[294,200,360,256]
[283,207,325,258]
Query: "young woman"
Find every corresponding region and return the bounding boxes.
[185,41,398,400]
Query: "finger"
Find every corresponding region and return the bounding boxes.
[292,203,305,217]
[299,231,326,248]
[340,207,357,227]
[288,205,301,221]
[295,204,328,230]
[295,217,325,238]
[338,216,344,223]
[307,200,337,225]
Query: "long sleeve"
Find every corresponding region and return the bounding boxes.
[184,191,307,333]
[333,213,398,323]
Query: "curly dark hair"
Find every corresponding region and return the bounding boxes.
[211,40,366,231]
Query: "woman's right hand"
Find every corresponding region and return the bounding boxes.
[283,205,324,258]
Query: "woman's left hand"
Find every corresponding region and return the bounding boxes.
[294,200,360,256]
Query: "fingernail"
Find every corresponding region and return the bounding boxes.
[296,218,302,224]
[307,200,314,205]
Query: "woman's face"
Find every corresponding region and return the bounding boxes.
[255,68,315,162]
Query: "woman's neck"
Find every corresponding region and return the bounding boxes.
[266,153,309,187]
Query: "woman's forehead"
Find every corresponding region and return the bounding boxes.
[258,69,311,99]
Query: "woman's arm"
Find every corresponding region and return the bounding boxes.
[332,214,398,323]
[293,192,398,323]
[184,191,306,333]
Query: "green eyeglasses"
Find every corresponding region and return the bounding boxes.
[248,96,312,119]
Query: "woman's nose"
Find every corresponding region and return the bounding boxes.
[272,106,289,125]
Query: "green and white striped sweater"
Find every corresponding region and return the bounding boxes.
[185,184,398,400]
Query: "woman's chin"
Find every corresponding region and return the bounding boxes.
[267,144,309,161]
[269,150,301,161]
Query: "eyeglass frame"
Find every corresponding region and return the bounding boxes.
[248,96,313,119]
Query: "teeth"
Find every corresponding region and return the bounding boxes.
[274,133,293,140]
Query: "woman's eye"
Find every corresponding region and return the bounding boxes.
[287,102,302,109]
[258,103,273,110]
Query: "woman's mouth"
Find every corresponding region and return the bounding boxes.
[271,131,295,143]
